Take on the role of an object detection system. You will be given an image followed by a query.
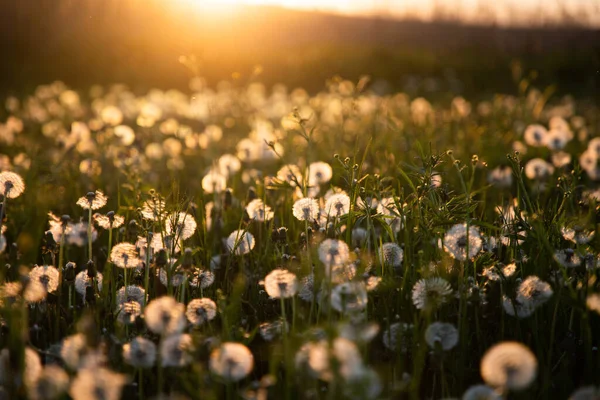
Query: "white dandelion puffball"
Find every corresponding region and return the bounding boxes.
[264,269,298,299]
[0,171,25,199]
[110,242,142,269]
[412,277,453,311]
[480,341,537,391]
[324,192,351,217]
[166,212,197,241]
[226,230,256,255]
[443,223,482,261]
[378,242,404,268]
[292,198,319,222]
[123,336,157,368]
[29,264,60,294]
[209,342,254,382]
[76,190,108,210]
[246,198,274,222]
[308,161,333,186]
[318,239,350,268]
[144,296,186,336]
[330,282,368,313]
[186,298,218,325]
[424,322,459,351]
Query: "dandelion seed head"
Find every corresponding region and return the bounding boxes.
[246,199,274,222]
[324,193,351,217]
[144,296,186,336]
[28,365,69,400]
[110,242,142,269]
[76,190,107,210]
[166,212,197,241]
[0,171,25,198]
[69,367,126,400]
[209,342,254,382]
[378,242,404,268]
[425,322,459,350]
[264,269,298,299]
[330,282,368,313]
[443,224,482,261]
[412,277,453,311]
[226,230,256,255]
[480,342,537,390]
[123,336,157,369]
[29,265,59,294]
[292,198,319,222]
[308,161,333,186]
[318,239,350,268]
[161,334,193,367]
[186,298,217,325]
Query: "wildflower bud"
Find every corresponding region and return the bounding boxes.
[44,230,57,249]
[446,150,453,156]
[223,188,233,209]
[148,189,156,196]
[64,262,76,281]
[344,157,351,164]
[86,260,97,278]
[127,219,139,238]
[247,186,257,202]
[155,249,167,268]
[334,154,339,159]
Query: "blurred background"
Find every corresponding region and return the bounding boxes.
[1,0,599,98]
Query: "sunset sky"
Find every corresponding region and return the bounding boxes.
[183,0,600,25]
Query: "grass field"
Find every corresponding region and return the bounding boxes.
[1,1,600,399]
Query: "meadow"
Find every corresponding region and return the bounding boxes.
[0,63,600,400]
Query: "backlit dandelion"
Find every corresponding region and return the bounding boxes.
[524,158,554,180]
[264,269,298,299]
[186,298,217,325]
[480,342,537,390]
[318,239,350,268]
[141,198,167,221]
[94,212,125,229]
[425,322,459,350]
[306,338,364,381]
[69,368,126,400]
[0,171,25,198]
[74,270,103,297]
[28,365,69,400]
[586,293,600,314]
[330,282,368,313]
[189,269,215,289]
[292,198,319,222]
[116,285,146,307]
[117,301,142,325]
[76,190,107,210]
[246,199,274,222]
[443,223,482,261]
[412,277,453,311]
[161,334,193,367]
[378,242,404,268]
[324,192,351,217]
[382,322,413,352]
[524,124,548,147]
[554,249,581,268]
[209,342,254,382]
[123,336,157,368]
[226,230,256,255]
[166,212,197,241]
[516,276,553,308]
[110,242,142,268]
[144,296,186,336]
[308,161,333,186]
[29,264,60,293]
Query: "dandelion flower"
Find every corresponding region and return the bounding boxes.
[276,164,303,186]
[524,158,554,180]
[161,334,193,367]
[226,230,256,255]
[76,190,108,210]
[0,171,25,198]
[412,277,453,311]
[308,161,333,186]
[523,124,548,147]
[516,276,553,309]
[202,170,227,194]
[382,322,413,352]
[264,269,298,299]
[306,338,363,381]
[443,223,482,261]
[324,193,351,217]
[166,212,197,241]
[330,282,368,313]
[69,368,126,400]
[425,322,459,350]
[502,296,535,319]
[209,342,254,382]
[116,285,146,307]
[94,212,125,230]
[144,296,186,336]
[123,336,157,368]
[110,242,142,269]
[259,320,288,341]
[74,270,103,297]
[117,301,142,325]
[292,198,319,222]
[28,365,69,400]
[318,239,350,268]
[186,298,217,325]
[246,199,274,222]
[480,342,537,390]
[586,293,600,314]
[141,198,167,221]
[378,242,404,268]
[189,269,215,289]
[29,264,60,293]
